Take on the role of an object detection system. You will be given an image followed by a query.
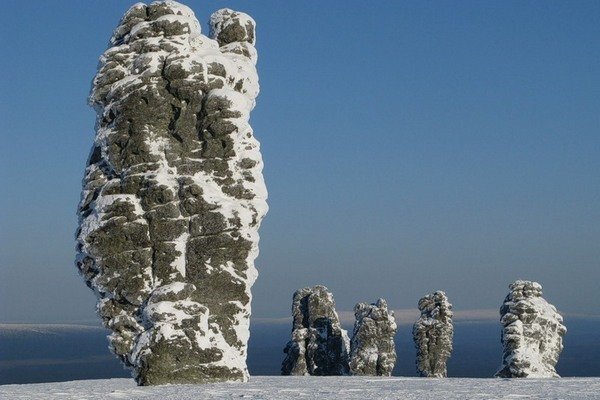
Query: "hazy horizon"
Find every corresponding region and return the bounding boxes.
[2,316,599,385]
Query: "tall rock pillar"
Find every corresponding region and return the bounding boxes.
[76,1,267,385]
[349,298,397,376]
[495,281,566,378]
[281,286,350,376]
[412,291,454,377]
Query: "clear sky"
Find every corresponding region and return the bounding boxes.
[0,1,599,324]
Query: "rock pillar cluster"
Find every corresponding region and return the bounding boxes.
[76,1,266,385]
[495,280,566,378]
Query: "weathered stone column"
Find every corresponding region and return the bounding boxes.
[76,1,267,385]
[281,285,350,376]
[495,280,566,378]
[413,291,453,377]
[349,298,397,376]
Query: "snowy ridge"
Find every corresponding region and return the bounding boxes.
[0,324,104,335]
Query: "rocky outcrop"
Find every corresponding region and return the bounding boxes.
[413,291,453,377]
[495,281,566,378]
[281,286,350,376]
[75,1,267,385]
[349,298,397,376]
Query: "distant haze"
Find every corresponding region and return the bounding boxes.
[2,317,599,384]
[0,1,599,326]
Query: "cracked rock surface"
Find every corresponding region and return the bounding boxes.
[349,298,397,376]
[495,281,566,378]
[75,1,267,385]
[281,286,350,376]
[413,291,453,377]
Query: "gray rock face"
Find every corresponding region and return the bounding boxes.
[495,281,566,378]
[349,298,397,376]
[413,291,453,377]
[281,286,350,376]
[75,1,267,385]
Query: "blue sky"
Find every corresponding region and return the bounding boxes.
[0,1,599,323]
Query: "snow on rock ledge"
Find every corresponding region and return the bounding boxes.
[412,291,454,377]
[495,281,566,378]
[281,286,350,376]
[75,0,267,385]
[349,298,397,376]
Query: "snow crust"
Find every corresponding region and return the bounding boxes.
[2,376,599,400]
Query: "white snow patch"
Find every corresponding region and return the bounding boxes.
[2,377,600,399]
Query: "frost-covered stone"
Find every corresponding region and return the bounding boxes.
[349,298,397,376]
[495,281,566,378]
[412,291,453,378]
[75,1,267,385]
[281,286,350,376]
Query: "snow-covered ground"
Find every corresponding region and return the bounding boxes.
[1,376,599,399]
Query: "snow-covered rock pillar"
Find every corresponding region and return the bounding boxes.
[349,298,397,376]
[75,1,267,385]
[495,280,566,378]
[281,286,350,376]
[412,291,454,377]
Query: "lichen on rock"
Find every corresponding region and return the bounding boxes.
[75,0,267,385]
[349,298,397,376]
[281,286,350,376]
[495,280,566,378]
[413,291,454,378]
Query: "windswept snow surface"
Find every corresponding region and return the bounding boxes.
[1,376,599,399]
